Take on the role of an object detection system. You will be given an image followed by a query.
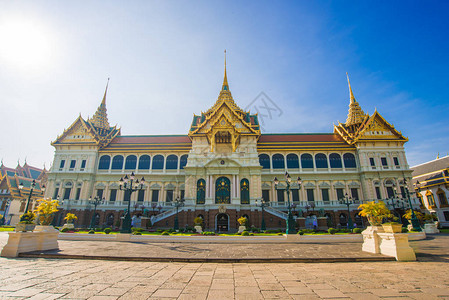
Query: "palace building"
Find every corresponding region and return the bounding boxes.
[45,62,420,231]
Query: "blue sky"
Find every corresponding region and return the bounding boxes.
[0,0,448,168]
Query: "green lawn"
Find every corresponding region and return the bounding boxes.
[440,228,449,234]
[0,227,14,232]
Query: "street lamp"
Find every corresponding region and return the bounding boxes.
[405,178,422,232]
[273,172,301,234]
[255,198,268,231]
[18,180,45,222]
[89,195,104,230]
[119,172,145,233]
[339,193,354,230]
[173,196,184,230]
[0,199,12,225]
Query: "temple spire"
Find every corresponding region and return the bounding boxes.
[345,73,366,127]
[90,78,111,130]
[222,50,229,91]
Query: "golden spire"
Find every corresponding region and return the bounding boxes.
[91,78,111,130]
[222,50,229,91]
[345,73,366,127]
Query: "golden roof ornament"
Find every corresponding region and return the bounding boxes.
[90,78,111,130]
[345,73,366,126]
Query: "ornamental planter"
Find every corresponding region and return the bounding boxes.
[15,223,36,232]
[194,225,203,233]
[423,222,439,234]
[382,223,402,233]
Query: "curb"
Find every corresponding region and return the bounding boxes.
[18,252,396,263]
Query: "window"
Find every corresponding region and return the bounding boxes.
[343,153,356,168]
[151,190,159,202]
[315,154,328,169]
[381,157,388,167]
[272,154,285,169]
[166,155,178,170]
[124,155,137,170]
[375,187,382,200]
[138,190,145,202]
[81,160,86,169]
[277,189,285,202]
[306,189,315,201]
[386,187,394,199]
[166,190,173,202]
[75,188,81,200]
[400,186,406,198]
[123,190,131,202]
[321,189,329,201]
[63,188,71,200]
[393,157,399,167]
[96,189,104,199]
[286,154,299,169]
[53,188,59,199]
[152,155,164,170]
[180,155,188,169]
[336,188,344,201]
[351,188,359,200]
[259,154,270,169]
[138,155,151,170]
[258,191,268,205]
[444,211,449,221]
[111,155,124,170]
[426,192,436,207]
[180,190,185,200]
[197,179,205,204]
[329,153,342,168]
[70,160,76,169]
[369,158,375,167]
[240,179,250,204]
[437,191,448,206]
[301,154,313,168]
[109,189,117,202]
[59,160,65,169]
[98,155,111,170]
[292,189,300,202]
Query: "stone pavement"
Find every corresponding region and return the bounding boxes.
[0,232,448,299]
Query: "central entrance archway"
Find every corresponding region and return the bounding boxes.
[216,213,229,232]
[215,177,231,204]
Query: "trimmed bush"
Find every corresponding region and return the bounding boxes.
[161,231,170,235]
[277,232,283,236]
[133,232,142,235]
[352,228,362,234]
[328,228,337,235]
[401,227,408,233]
[242,231,250,236]
[249,233,254,236]
[202,231,216,236]
[104,228,112,234]
[60,227,69,233]
[297,230,304,235]
[88,230,95,234]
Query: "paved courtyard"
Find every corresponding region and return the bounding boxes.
[0,232,448,299]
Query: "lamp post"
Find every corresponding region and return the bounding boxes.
[255,198,268,231]
[119,172,145,233]
[89,196,104,230]
[405,178,422,231]
[18,180,45,222]
[339,193,354,230]
[173,196,184,230]
[274,172,301,234]
[0,199,12,225]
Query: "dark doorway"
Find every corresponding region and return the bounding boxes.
[216,213,229,232]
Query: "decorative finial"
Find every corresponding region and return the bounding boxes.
[437,153,440,159]
[90,78,111,130]
[346,72,356,103]
[102,78,110,105]
[222,50,229,91]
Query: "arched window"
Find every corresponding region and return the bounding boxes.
[166,155,178,170]
[272,154,285,169]
[286,154,299,169]
[301,154,313,168]
[152,155,164,170]
[426,190,436,207]
[339,213,347,227]
[343,153,356,168]
[197,179,206,204]
[259,154,270,169]
[240,178,250,204]
[98,155,111,170]
[106,213,114,226]
[180,154,188,169]
[138,155,151,170]
[111,155,124,170]
[329,153,342,168]
[315,153,328,168]
[124,155,137,170]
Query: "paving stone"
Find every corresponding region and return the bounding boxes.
[260,290,292,298]
[28,293,66,300]
[150,289,183,298]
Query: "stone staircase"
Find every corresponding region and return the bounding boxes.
[265,206,296,220]
[150,208,182,224]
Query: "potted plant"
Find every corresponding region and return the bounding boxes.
[16,211,37,232]
[403,209,424,224]
[193,216,203,233]
[62,213,77,230]
[34,198,59,226]
[237,216,248,233]
[357,201,391,226]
